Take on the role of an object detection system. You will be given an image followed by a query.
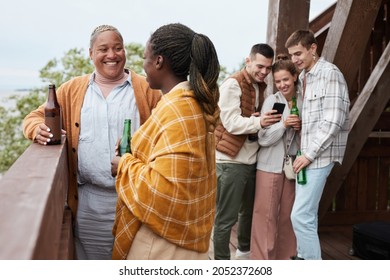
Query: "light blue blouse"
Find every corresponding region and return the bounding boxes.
[77,73,140,188]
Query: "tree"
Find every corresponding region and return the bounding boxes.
[0,42,231,173]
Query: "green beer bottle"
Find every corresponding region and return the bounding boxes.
[290,95,306,184]
[296,150,307,185]
[290,96,299,116]
[119,119,131,156]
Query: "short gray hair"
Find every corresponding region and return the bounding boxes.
[90,25,123,48]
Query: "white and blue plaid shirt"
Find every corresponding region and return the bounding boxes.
[299,57,350,169]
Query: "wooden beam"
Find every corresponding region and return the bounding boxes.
[322,0,382,89]
[369,131,390,138]
[309,3,336,35]
[309,3,336,56]
[319,41,390,220]
[321,211,390,226]
[267,0,310,57]
[266,0,310,94]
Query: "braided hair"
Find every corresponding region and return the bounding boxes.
[148,23,220,134]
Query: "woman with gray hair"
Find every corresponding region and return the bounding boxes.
[23,25,161,259]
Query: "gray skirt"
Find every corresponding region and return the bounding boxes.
[74,184,117,260]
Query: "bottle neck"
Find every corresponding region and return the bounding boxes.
[291,96,297,107]
[47,86,59,106]
[122,119,131,137]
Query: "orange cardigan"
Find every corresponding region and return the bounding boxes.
[23,70,161,218]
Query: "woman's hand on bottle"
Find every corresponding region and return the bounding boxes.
[111,156,120,177]
[111,138,122,177]
[35,123,66,145]
[115,138,121,156]
[284,115,301,130]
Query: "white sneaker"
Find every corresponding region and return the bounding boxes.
[235,249,250,260]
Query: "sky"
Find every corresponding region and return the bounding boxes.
[0,0,335,91]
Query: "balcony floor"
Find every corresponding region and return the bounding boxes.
[208,224,360,260]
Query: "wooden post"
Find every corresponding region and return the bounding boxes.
[267,0,310,55]
[266,0,310,94]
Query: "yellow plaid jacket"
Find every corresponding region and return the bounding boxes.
[112,83,216,259]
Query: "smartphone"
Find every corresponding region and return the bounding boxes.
[272,102,286,115]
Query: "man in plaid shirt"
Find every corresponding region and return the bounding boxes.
[286,30,350,260]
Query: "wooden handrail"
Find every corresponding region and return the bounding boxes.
[0,138,72,259]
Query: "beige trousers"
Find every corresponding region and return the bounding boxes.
[126,224,208,260]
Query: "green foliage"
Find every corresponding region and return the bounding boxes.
[125,43,145,74]
[0,89,47,172]
[40,48,94,87]
[0,42,233,174]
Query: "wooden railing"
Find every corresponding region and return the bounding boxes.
[0,138,73,259]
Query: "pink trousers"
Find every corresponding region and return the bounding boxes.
[250,170,296,260]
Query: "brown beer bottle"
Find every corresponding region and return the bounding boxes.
[44,84,62,145]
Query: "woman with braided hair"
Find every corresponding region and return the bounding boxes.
[110,23,220,260]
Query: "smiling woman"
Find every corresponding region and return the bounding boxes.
[21,24,162,260]
[89,25,127,89]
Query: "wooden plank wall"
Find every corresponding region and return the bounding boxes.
[320,0,390,225]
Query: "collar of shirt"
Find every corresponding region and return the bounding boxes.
[88,71,133,88]
[301,57,326,80]
[170,81,191,92]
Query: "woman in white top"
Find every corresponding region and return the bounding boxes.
[250,55,302,260]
